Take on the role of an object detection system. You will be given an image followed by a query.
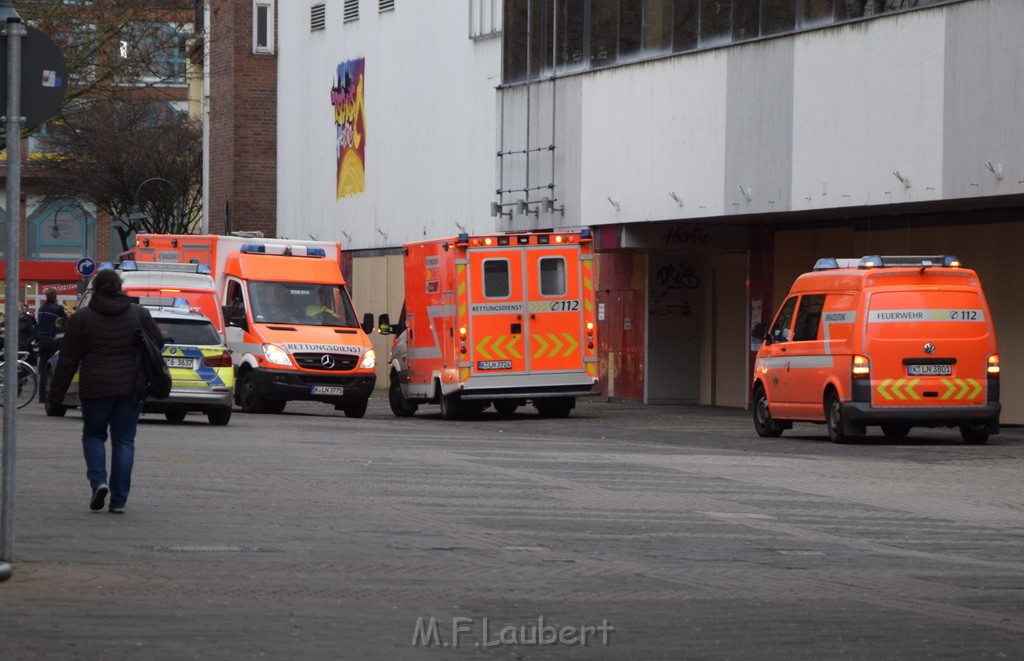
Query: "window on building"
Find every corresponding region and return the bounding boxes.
[503,0,956,84]
[27,200,96,261]
[470,0,502,39]
[114,22,193,85]
[483,260,511,298]
[254,0,274,54]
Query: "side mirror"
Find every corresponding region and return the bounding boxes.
[751,322,772,345]
[223,305,248,332]
[361,312,375,335]
[377,313,392,335]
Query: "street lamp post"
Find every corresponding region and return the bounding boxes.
[130,177,185,234]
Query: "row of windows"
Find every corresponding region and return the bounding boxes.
[308,0,395,33]
[503,0,958,83]
[483,257,568,298]
[0,199,134,261]
[62,20,193,86]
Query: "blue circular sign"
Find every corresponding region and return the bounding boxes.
[76,257,96,277]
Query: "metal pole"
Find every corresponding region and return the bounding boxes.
[1,8,25,579]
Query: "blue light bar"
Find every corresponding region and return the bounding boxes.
[240,243,266,253]
[581,228,592,239]
[813,258,839,271]
[98,261,115,271]
[457,233,469,244]
[306,247,326,257]
[197,263,211,274]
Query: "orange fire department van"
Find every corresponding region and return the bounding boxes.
[751,255,1000,444]
[124,234,377,417]
[378,231,599,419]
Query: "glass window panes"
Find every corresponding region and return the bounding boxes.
[672,0,699,52]
[619,0,642,59]
[590,0,618,67]
[763,0,796,35]
[539,257,567,296]
[483,260,511,298]
[644,0,674,53]
[793,294,825,341]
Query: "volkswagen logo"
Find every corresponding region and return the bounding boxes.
[923,343,936,355]
[320,354,336,369]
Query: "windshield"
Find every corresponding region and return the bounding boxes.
[248,281,360,327]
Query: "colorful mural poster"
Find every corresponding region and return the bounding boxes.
[332,58,366,199]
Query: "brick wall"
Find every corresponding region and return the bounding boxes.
[208,0,277,237]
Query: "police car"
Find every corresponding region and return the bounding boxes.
[44,301,235,425]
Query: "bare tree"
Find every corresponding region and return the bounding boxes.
[39,98,203,251]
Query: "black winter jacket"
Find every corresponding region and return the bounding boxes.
[47,293,164,402]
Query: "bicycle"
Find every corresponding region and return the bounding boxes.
[0,350,39,409]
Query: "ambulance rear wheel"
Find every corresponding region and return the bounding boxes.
[959,424,990,445]
[881,424,910,440]
[439,391,460,420]
[826,391,851,444]
[753,384,783,438]
[238,370,266,414]
[389,378,417,417]
[343,398,368,418]
[535,397,573,418]
[493,400,518,417]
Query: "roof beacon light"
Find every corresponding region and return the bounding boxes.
[858,256,882,269]
[813,258,840,271]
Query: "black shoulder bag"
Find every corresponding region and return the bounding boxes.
[136,306,172,400]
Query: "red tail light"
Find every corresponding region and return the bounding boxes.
[203,351,233,368]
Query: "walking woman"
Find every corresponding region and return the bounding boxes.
[47,269,164,514]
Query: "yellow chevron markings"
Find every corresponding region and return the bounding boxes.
[476,335,493,360]
[940,379,956,400]
[504,335,522,359]
[967,378,982,398]
[529,301,549,313]
[531,333,580,358]
[876,378,922,401]
[475,335,520,360]
[560,332,579,357]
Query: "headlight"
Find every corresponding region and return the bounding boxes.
[263,344,292,366]
[359,348,376,370]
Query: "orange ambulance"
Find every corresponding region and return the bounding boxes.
[751,255,1000,443]
[378,231,599,419]
[124,234,377,417]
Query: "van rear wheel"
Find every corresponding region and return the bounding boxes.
[826,391,854,444]
[960,424,990,445]
[752,384,783,438]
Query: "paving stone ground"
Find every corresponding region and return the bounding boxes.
[2,394,1023,659]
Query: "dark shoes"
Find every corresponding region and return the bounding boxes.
[89,484,109,511]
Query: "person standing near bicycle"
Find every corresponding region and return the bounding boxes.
[36,287,67,403]
[17,302,37,366]
[47,269,164,514]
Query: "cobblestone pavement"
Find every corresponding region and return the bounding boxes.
[2,394,1023,659]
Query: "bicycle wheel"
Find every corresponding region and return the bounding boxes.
[14,362,37,409]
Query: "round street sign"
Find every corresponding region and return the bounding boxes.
[0,24,69,131]
[76,257,96,278]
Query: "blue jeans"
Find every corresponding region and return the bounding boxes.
[81,396,144,509]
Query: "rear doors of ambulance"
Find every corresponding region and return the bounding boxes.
[464,243,586,380]
[862,287,995,410]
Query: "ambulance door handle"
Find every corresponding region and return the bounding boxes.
[530,314,536,319]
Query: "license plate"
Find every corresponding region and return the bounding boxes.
[165,357,195,369]
[311,385,344,395]
[908,364,952,376]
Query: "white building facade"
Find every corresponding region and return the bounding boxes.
[276,0,1024,423]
